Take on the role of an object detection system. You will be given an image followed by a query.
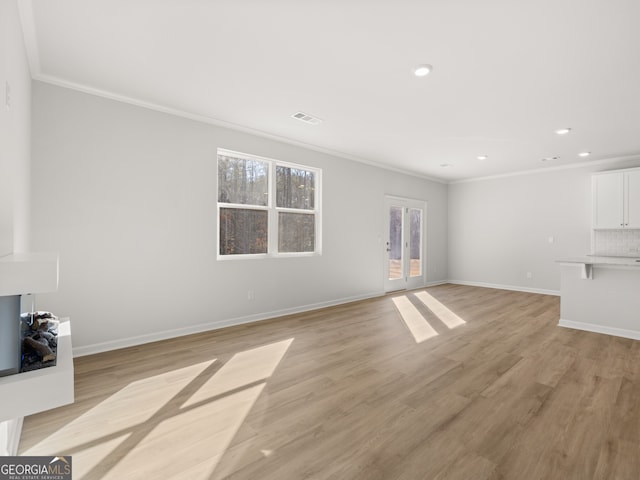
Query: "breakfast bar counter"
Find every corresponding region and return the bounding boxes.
[557,257,640,340]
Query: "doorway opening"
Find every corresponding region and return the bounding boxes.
[384,196,426,292]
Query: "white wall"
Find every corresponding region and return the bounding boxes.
[448,158,640,293]
[0,0,33,456]
[31,81,448,353]
[0,0,32,256]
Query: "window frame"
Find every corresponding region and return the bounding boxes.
[216,148,322,260]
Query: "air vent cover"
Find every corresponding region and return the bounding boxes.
[291,111,323,125]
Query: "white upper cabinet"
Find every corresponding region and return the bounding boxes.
[626,170,640,228]
[593,168,640,229]
[593,172,623,228]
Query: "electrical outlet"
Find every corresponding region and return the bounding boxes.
[526,272,532,279]
[247,290,254,300]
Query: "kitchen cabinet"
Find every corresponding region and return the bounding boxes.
[592,168,640,229]
[628,169,640,228]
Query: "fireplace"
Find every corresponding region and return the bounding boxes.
[21,309,60,373]
[0,296,60,378]
[0,253,68,457]
[0,295,20,377]
[0,253,60,378]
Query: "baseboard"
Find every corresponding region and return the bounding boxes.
[558,319,640,340]
[73,282,560,357]
[447,279,560,296]
[73,291,383,357]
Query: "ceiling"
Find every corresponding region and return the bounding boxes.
[20,0,640,182]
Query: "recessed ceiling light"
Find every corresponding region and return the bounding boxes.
[477,155,488,161]
[578,151,591,157]
[440,163,452,168]
[540,156,559,162]
[413,64,433,77]
[555,128,571,135]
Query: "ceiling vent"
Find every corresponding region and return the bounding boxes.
[291,111,323,125]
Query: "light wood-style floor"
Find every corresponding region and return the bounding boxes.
[19,284,640,479]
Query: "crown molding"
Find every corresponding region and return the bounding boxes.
[450,154,640,184]
[32,73,448,185]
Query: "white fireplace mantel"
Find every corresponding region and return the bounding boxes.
[0,253,59,296]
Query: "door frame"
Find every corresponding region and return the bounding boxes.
[383,195,427,292]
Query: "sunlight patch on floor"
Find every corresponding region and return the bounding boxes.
[70,433,131,479]
[22,338,294,480]
[22,360,216,455]
[392,296,438,343]
[415,291,466,329]
[107,383,267,479]
[183,338,293,408]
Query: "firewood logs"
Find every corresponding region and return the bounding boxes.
[24,336,56,362]
[21,311,59,370]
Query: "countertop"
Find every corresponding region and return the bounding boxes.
[557,256,640,267]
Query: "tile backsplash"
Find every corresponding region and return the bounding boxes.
[593,229,640,256]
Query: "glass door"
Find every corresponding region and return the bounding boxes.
[384,196,425,292]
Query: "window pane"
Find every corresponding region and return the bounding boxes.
[388,206,403,279]
[278,212,315,252]
[218,154,268,206]
[276,166,315,209]
[410,208,422,277]
[219,208,268,255]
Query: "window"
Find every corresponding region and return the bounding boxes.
[217,149,321,258]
